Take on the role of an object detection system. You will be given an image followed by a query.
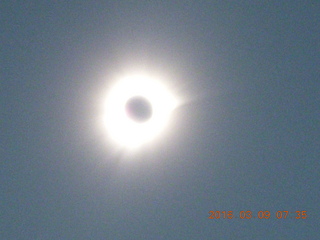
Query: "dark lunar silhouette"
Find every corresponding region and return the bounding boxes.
[125,96,152,122]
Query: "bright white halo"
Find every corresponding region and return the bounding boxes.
[104,74,178,149]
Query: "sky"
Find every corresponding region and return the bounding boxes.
[1,1,319,239]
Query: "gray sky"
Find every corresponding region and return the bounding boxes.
[1,1,319,239]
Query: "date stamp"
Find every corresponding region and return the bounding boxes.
[208,211,307,219]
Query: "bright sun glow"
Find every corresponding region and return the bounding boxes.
[104,74,178,149]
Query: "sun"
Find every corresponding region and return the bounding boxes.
[104,74,178,150]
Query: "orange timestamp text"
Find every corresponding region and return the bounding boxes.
[208,211,307,219]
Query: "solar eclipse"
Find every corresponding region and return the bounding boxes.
[104,74,178,150]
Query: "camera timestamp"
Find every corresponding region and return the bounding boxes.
[208,211,307,219]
